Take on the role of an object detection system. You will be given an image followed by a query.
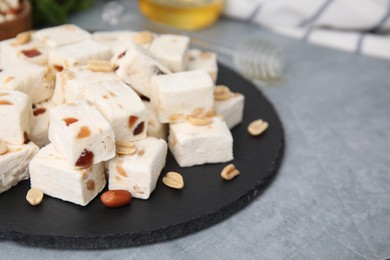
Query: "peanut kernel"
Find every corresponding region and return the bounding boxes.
[214,85,232,101]
[221,164,240,180]
[248,119,269,136]
[26,188,44,206]
[0,140,8,155]
[87,60,115,72]
[132,31,154,45]
[14,31,31,45]
[162,172,184,189]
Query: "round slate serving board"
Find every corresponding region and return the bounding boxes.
[0,64,284,249]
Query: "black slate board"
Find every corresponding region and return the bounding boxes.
[0,64,284,249]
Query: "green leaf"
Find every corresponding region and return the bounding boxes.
[35,0,67,25]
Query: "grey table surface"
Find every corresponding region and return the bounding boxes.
[2,1,390,259]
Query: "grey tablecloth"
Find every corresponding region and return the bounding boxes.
[2,1,390,259]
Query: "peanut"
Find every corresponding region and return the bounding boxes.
[162,172,184,189]
[100,190,132,208]
[26,188,44,206]
[87,60,115,72]
[0,140,8,155]
[14,31,31,45]
[214,85,232,101]
[116,140,137,155]
[221,164,240,180]
[248,119,269,136]
[132,31,154,45]
[188,116,212,126]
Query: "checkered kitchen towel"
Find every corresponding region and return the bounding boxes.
[224,0,390,60]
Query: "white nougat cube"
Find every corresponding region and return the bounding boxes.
[0,63,55,104]
[112,41,171,98]
[48,101,116,168]
[214,93,245,129]
[52,66,117,105]
[34,24,91,48]
[143,100,168,140]
[149,34,190,72]
[108,137,168,199]
[30,100,55,147]
[0,142,39,193]
[29,144,106,206]
[169,117,233,167]
[150,70,214,123]
[0,90,34,145]
[187,49,218,83]
[48,40,111,71]
[1,38,49,66]
[85,79,148,142]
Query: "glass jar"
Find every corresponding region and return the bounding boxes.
[138,0,224,30]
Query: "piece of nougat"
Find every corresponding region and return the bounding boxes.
[214,93,245,129]
[143,100,168,140]
[85,79,148,142]
[0,63,55,104]
[0,90,34,145]
[149,34,190,72]
[0,142,39,193]
[150,70,214,123]
[29,144,106,206]
[187,49,218,83]
[52,66,117,105]
[108,137,167,199]
[112,41,171,98]
[48,40,111,72]
[30,100,55,147]
[1,38,49,66]
[48,101,116,168]
[168,117,233,167]
[33,24,91,48]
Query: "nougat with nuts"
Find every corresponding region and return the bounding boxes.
[0,142,39,193]
[85,79,148,142]
[111,41,171,98]
[33,24,91,48]
[168,117,233,167]
[29,144,106,206]
[30,100,55,147]
[48,101,115,168]
[0,62,55,104]
[149,34,190,73]
[52,66,117,105]
[0,90,34,145]
[107,137,167,199]
[186,49,218,83]
[150,70,214,123]
[48,40,111,72]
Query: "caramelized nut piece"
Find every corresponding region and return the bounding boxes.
[26,188,44,206]
[168,114,185,123]
[162,172,184,189]
[116,140,137,155]
[15,31,31,45]
[214,85,232,101]
[132,31,154,45]
[188,116,212,126]
[248,119,269,136]
[221,164,240,180]
[87,60,115,72]
[101,190,132,208]
[63,117,78,126]
[0,100,13,105]
[0,140,8,155]
[77,126,91,139]
[116,160,127,177]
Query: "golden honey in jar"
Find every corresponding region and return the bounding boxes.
[138,0,224,30]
